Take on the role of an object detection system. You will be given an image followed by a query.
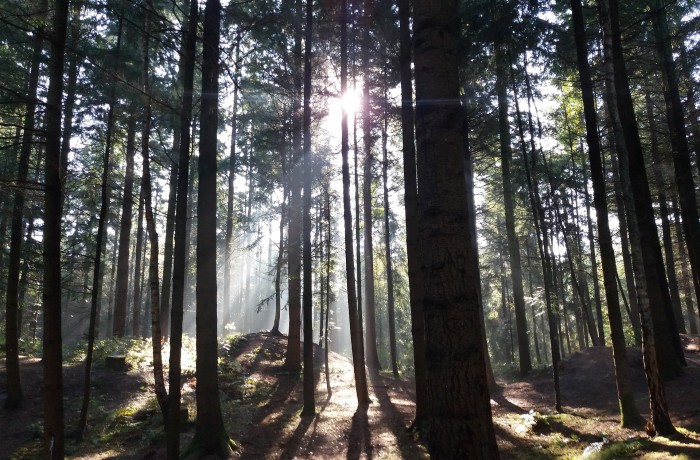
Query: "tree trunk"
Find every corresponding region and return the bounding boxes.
[223,36,240,335]
[495,42,532,375]
[340,0,369,405]
[190,1,234,455]
[672,197,699,334]
[43,0,69,455]
[598,0,678,435]
[398,0,427,428]
[284,0,303,371]
[412,0,499,455]
[646,91,685,333]
[167,0,197,456]
[569,0,642,426]
[4,3,45,409]
[76,11,122,439]
[131,182,145,336]
[160,129,178,341]
[301,0,315,417]
[650,0,700,315]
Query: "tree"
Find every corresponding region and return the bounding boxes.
[190,0,235,455]
[340,0,369,406]
[569,0,642,426]
[4,0,45,410]
[301,0,315,417]
[43,0,70,456]
[167,0,198,456]
[412,0,499,455]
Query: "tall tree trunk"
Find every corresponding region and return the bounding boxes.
[77,11,122,438]
[4,2,45,409]
[284,0,303,371]
[167,0,197,456]
[599,0,684,380]
[598,0,677,435]
[511,55,562,412]
[381,83,398,377]
[650,0,700,313]
[223,35,240,335]
[300,0,315,417]
[43,0,69,455]
[646,91,685,333]
[324,186,332,395]
[113,112,136,338]
[413,0,499,455]
[160,129,178,341]
[495,42,532,375]
[398,0,427,428]
[361,0,380,373]
[190,1,234,455]
[139,1,167,417]
[340,0,369,405]
[131,183,145,336]
[569,0,642,426]
[672,197,698,334]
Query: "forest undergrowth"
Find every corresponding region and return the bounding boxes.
[1,332,699,459]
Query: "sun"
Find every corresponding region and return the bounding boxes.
[340,86,361,117]
[325,86,361,136]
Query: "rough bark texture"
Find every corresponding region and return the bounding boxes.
[43,0,69,456]
[412,0,499,455]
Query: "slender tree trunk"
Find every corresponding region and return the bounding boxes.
[190,0,233,455]
[599,0,677,435]
[646,91,685,333]
[672,197,698,334]
[413,0,499,455]
[324,186,332,396]
[569,0,642,425]
[4,3,45,409]
[167,0,197,456]
[160,129,178,341]
[223,36,240,335]
[300,0,315,417]
[272,175,286,336]
[131,188,145,336]
[340,0,369,405]
[600,0,685,381]
[650,0,700,313]
[284,0,303,371]
[381,85,398,377]
[495,43,532,375]
[398,0,427,426]
[76,12,122,438]
[43,0,69,455]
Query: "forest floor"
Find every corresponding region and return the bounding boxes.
[1,332,699,459]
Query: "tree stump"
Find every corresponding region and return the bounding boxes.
[105,355,127,372]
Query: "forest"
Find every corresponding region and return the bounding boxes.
[1,0,700,457]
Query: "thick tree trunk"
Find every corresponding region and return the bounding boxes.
[569,0,642,426]
[494,42,532,376]
[167,0,198,457]
[340,0,369,405]
[412,0,499,455]
[43,0,69,456]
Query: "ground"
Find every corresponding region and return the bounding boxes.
[1,333,699,459]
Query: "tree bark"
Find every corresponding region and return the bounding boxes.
[43,0,69,456]
[340,0,369,405]
[190,1,234,455]
[569,0,642,426]
[167,0,198,456]
[412,0,499,455]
